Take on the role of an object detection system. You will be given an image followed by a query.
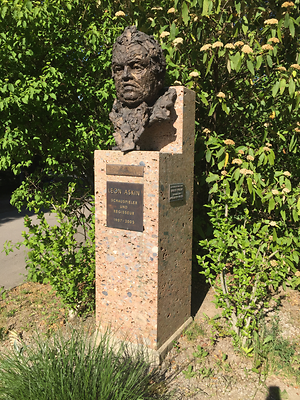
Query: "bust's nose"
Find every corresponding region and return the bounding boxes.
[122,66,132,80]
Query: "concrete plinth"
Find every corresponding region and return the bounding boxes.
[95,86,195,359]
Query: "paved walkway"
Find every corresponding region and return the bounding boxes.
[0,196,56,290]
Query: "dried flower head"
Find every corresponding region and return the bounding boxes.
[263,146,271,152]
[224,139,235,145]
[295,271,300,277]
[221,170,228,176]
[283,171,291,177]
[232,158,243,165]
[272,189,280,195]
[235,41,244,47]
[115,11,125,17]
[268,37,280,43]
[151,6,163,10]
[173,37,183,46]
[270,260,278,267]
[167,7,176,13]
[241,45,253,54]
[269,221,277,226]
[173,80,182,85]
[290,64,300,70]
[160,31,170,38]
[264,18,278,25]
[262,44,274,51]
[200,44,211,51]
[240,168,253,175]
[266,142,272,147]
[225,43,235,49]
[295,127,300,132]
[238,149,245,155]
[281,1,295,7]
[276,66,287,71]
[217,92,226,98]
[247,155,255,161]
[212,41,224,48]
[189,71,199,77]
[203,128,211,134]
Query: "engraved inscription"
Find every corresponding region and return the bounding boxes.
[169,183,185,202]
[107,182,143,232]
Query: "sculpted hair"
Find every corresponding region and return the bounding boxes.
[112,26,166,83]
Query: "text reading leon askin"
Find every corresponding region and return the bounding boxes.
[108,187,141,196]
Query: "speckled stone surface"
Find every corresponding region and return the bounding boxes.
[95,87,195,351]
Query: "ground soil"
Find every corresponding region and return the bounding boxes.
[1,282,300,400]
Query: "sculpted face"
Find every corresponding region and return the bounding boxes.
[112,43,162,108]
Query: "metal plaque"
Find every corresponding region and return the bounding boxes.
[106,164,144,177]
[107,181,143,232]
[169,183,185,202]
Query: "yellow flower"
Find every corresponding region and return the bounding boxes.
[283,171,291,177]
[272,189,279,195]
[223,139,235,145]
[200,44,211,51]
[268,37,280,43]
[216,92,226,98]
[262,44,274,51]
[232,158,243,165]
[290,64,300,70]
[160,31,170,38]
[115,11,125,17]
[167,7,176,13]
[225,43,235,49]
[281,1,295,7]
[189,71,199,77]
[212,41,224,48]
[235,41,244,47]
[247,155,255,161]
[264,18,278,25]
[173,37,183,46]
[241,45,253,54]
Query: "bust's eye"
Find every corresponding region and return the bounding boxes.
[131,63,144,70]
[113,65,123,73]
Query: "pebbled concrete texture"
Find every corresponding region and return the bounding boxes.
[95,87,195,353]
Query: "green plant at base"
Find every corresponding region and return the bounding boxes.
[198,137,300,346]
[4,184,95,312]
[182,364,197,379]
[192,345,209,360]
[0,327,167,400]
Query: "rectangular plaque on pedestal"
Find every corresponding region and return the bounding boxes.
[106,181,143,232]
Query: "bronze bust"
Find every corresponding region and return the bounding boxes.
[109,26,176,152]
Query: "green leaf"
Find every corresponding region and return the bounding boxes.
[272,81,280,97]
[267,55,272,68]
[246,60,255,76]
[268,198,275,213]
[280,79,286,94]
[289,78,295,97]
[182,2,189,25]
[289,18,295,37]
[202,0,209,15]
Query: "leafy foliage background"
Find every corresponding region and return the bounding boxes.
[0,0,299,331]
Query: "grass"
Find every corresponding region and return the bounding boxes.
[0,327,167,400]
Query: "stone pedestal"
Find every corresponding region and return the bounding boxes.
[95,86,195,361]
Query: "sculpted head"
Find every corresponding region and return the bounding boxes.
[112,26,166,108]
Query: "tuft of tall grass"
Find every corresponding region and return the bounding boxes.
[0,328,166,400]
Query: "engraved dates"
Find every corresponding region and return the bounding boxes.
[107,181,144,232]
